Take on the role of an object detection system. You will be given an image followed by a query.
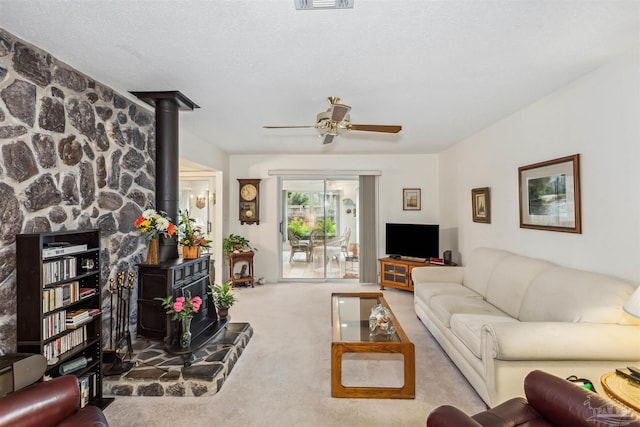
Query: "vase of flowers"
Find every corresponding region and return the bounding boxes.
[178,210,212,259]
[180,317,192,348]
[135,209,176,264]
[155,291,202,348]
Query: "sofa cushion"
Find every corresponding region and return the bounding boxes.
[450,313,518,358]
[519,266,639,324]
[414,282,481,306]
[430,294,508,328]
[462,247,512,297]
[484,254,554,318]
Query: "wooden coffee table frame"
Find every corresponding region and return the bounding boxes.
[331,292,415,399]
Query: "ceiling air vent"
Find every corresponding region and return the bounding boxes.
[295,0,354,10]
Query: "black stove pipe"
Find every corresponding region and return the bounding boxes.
[130,91,199,262]
[155,98,179,262]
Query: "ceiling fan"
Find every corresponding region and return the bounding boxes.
[264,97,402,145]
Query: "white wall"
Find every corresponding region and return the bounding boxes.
[179,128,229,172]
[227,154,439,282]
[440,49,640,284]
[178,128,230,280]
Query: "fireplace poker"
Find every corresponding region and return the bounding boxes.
[125,272,135,359]
[108,277,115,349]
[115,271,124,344]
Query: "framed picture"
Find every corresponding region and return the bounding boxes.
[403,188,421,210]
[471,187,490,223]
[518,154,581,233]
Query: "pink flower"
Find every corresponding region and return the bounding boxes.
[176,296,185,304]
[173,301,184,312]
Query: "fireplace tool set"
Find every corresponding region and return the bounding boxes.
[103,271,135,376]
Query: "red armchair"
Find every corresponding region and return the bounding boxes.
[427,370,640,427]
[0,375,108,427]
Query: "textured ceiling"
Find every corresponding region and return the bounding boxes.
[1,1,638,156]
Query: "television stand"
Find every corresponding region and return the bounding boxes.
[379,257,455,292]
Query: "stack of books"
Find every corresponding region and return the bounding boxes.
[65,309,100,329]
[78,287,96,300]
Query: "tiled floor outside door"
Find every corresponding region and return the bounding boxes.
[282,250,359,280]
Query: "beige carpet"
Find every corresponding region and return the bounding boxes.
[103,282,485,426]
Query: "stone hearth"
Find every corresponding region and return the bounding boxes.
[103,323,252,397]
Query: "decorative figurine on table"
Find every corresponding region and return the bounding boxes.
[369,303,396,336]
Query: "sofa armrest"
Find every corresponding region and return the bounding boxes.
[412,266,464,284]
[426,405,483,427]
[524,370,640,426]
[482,322,640,360]
[0,375,79,427]
[57,406,109,427]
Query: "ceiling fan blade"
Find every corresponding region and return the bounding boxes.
[349,124,402,133]
[263,125,316,129]
[322,134,336,145]
[330,104,351,122]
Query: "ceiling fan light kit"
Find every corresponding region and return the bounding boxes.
[264,96,402,145]
[295,0,354,10]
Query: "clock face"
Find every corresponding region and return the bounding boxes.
[240,184,257,201]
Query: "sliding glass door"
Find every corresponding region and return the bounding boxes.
[281,178,359,281]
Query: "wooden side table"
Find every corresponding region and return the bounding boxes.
[601,371,640,413]
[229,251,254,288]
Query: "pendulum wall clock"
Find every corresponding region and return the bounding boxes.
[238,179,261,225]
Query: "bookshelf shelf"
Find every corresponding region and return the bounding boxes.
[16,229,113,409]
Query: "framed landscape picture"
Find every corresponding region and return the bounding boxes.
[518,154,581,233]
[403,188,421,210]
[471,187,490,223]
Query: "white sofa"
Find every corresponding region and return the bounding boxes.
[412,247,640,407]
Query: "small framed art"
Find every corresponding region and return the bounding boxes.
[518,154,581,233]
[471,187,490,223]
[403,188,421,211]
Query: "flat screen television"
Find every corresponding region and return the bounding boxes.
[385,223,439,259]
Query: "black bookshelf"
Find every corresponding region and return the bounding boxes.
[16,229,113,409]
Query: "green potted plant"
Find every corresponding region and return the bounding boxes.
[222,233,257,260]
[208,281,236,319]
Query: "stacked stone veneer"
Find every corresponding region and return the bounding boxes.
[0,28,157,352]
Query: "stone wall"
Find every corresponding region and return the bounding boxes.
[0,28,156,353]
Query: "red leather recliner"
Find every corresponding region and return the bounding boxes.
[0,375,109,427]
[427,370,640,427]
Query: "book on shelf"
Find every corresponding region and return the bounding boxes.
[77,371,97,406]
[78,373,91,407]
[42,244,88,259]
[79,287,96,299]
[43,282,80,313]
[66,309,89,323]
[43,257,77,285]
[66,308,100,328]
[43,310,67,340]
[43,326,86,362]
[429,257,445,265]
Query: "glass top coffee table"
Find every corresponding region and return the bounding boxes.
[331,292,415,399]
